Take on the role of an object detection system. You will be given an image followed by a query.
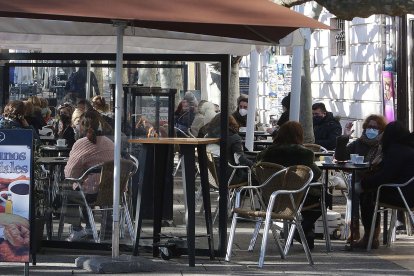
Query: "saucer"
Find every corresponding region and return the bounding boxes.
[353,162,369,166]
[56,144,67,148]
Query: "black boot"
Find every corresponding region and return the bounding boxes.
[293,229,315,250]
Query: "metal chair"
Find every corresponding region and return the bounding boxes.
[226,164,314,267]
[58,159,138,243]
[203,151,255,223]
[303,143,328,154]
[367,176,414,251]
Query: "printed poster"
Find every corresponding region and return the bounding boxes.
[382,71,395,123]
[0,129,32,262]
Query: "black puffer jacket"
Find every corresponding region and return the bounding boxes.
[313,112,342,150]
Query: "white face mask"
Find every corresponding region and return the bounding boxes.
[238,109,248,117]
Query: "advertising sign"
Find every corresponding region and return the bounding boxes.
[382,71,395,123]
[0,129,32,262]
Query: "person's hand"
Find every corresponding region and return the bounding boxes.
[266,127,274,134]
[344,122,354,136]
[20,117,29,127]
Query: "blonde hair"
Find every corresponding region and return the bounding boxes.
[92,96,109,113]
[71,108,84,127]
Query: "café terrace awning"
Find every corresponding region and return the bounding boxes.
[0,0,328,55]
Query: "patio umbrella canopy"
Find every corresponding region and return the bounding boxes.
[0,0,328,44]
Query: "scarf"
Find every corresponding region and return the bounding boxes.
[359,132,382,164]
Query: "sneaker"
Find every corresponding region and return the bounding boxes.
[66,228,88,242]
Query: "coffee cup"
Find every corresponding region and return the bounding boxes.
[56,138,67,147]
[324,156,333,164]
[0,180,30,213]
[350,154,358,163]
[355,156,364,164]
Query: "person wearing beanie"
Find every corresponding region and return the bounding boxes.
[277,93,290,126]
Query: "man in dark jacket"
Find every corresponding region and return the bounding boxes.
[312,103,342,150]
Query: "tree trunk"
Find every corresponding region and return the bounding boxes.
[229,56,242,115]
[159,61,183,107]
[138,62,158,87]
[93,60,104,97]
[300,53,315,143]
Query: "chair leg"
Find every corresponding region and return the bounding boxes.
[58,194,68,239]
[119,210,125,239]
[123,195,136,243]
[342,192,352,240]
[173,156,182,176]
[86,206,99,243]
[320,184,332,252]
[270,223,285,259]
[248,219,262,251]
[283,224,296,257]
[258,215,273,268]
[296,222,314,265]
[388,209,397,246]
[405,211,413,236]
[225,213,239,262]
[367,203,380,251]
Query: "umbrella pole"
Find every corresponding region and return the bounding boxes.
[113,21,126,259]
[245,49,259,152]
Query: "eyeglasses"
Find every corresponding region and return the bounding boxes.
[366,125,379,130]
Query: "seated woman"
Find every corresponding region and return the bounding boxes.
[190,100,216,137]
[64,110,115,241]
[55,103,76,148]
[206,113,253,184]
[91,95,114,129]
[0,100,40,142]
[335,114,387,242]
[357,121,414,249]
[257,121,322,249]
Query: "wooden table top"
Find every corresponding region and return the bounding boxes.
[36,156,69,164]
[128,137,220,145]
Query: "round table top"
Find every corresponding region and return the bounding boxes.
[316,161,370,170]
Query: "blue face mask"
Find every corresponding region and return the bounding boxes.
[365,128,379,139]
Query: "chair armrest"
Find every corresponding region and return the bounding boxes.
[64,163,103,183]
[267,183,311,214]
[234,185,262,208]
[174,127,191,138]
[309,182,323,187]
[376,176,414,198]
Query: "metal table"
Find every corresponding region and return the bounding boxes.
[129,137,219,267]
[317,161,370,249]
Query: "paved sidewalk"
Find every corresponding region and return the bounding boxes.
[0,234,412,275]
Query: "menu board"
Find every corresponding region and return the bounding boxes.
[0,129,32,263]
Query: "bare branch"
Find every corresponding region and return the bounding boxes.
[272,0,414,20]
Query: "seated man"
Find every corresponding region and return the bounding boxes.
[312,102,342,150]
[64,110,114,241]
[232,94,249,128]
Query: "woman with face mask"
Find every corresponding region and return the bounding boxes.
[55,103,76,149]
[335,114,387,244]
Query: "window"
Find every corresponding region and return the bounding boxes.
[330,18,346,56]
